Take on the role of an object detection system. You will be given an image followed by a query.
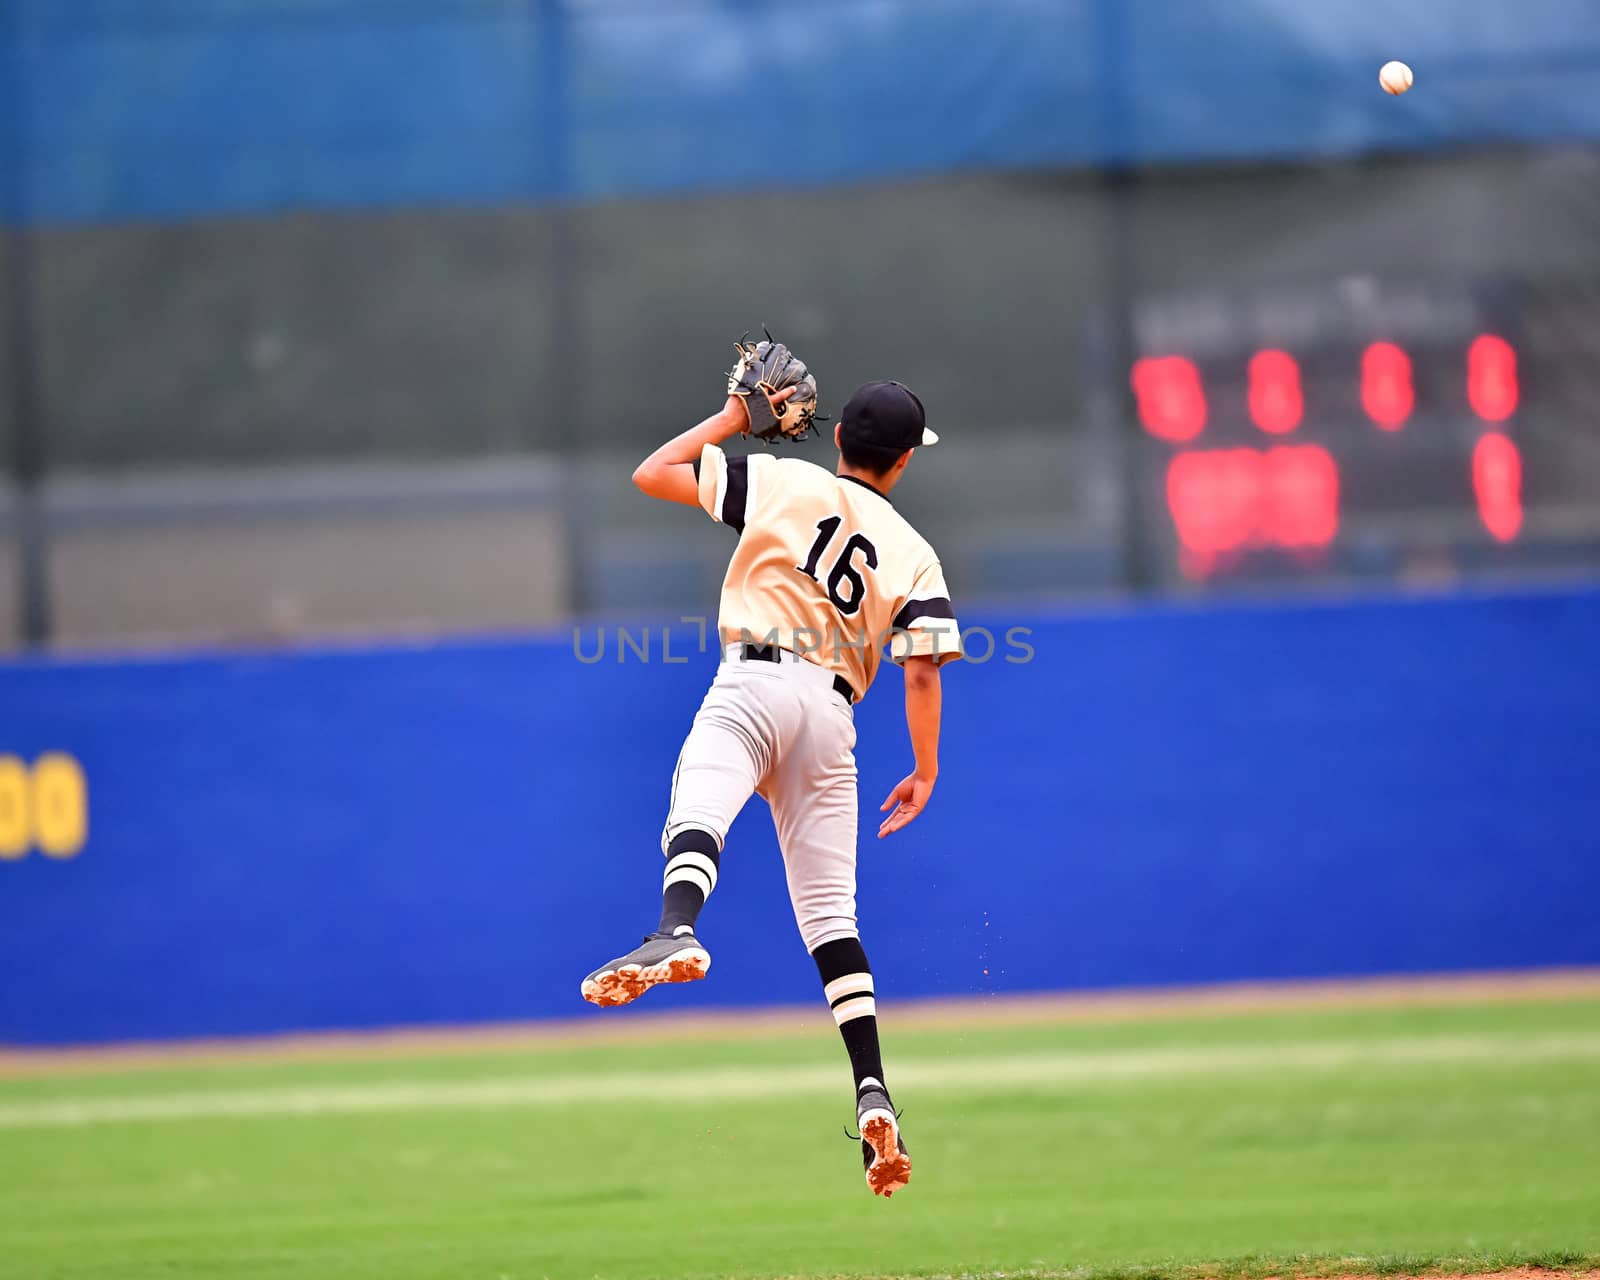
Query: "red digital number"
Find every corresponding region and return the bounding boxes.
[1262,445,1339,547]
[1247,350,1303,434]
[1166,449,1258,553]
[1361,342,1414,431]
[1473,432,1523,542]
[1132,356,1206,442]
[1468,335,1519,422]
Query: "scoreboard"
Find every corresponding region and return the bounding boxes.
[1128,279,1524,579]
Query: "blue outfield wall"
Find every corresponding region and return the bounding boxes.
[3,586,1600,1046]
[8,0,1600,224]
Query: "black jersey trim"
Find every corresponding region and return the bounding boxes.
[722,455,749,532]
[839,473,892,505]
[891,596,956,632]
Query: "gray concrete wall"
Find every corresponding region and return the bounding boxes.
[2,463,569,651]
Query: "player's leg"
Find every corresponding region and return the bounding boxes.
[580,666,777,1007]
[768,700,912,1197]
[811,931,909,1198]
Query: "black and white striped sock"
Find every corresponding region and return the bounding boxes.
[658,829,720,937]
[811,936,885,1093]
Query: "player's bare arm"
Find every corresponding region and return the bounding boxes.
[879,654,941,838]
[632,365,804,507]
[631,396,751,507]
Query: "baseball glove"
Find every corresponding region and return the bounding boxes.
[725,330,823,443]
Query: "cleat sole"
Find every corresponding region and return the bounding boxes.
[580,948,710,1008]
[861,1113,912,1198]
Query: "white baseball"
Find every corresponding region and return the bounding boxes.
[1379,60,1414,95]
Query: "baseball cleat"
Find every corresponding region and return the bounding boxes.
[856,1081,911,1197]
[580,931,710,1008]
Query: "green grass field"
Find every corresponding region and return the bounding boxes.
[4,996,1599,1280]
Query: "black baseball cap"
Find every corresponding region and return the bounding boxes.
[839,380,939,450]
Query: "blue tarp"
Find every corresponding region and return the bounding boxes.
[7,0,1600,224]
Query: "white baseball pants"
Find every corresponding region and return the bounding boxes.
[662,644,860,951]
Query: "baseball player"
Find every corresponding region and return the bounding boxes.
[580,339,960,1198]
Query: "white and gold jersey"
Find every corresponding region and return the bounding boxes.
[696,444,961,700]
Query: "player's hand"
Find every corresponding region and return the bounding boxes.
[725,387,795,436]
[878,772,935,838]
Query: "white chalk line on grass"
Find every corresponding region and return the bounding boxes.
[2,1030,1596,1131]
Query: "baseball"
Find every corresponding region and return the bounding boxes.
[1379,60,1414,95]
